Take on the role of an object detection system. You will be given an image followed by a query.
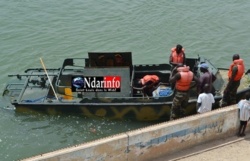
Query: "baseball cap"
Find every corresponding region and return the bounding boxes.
[198,63,209,69]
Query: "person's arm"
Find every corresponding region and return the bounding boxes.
[212,94,215,104]
[196,102,201,113]
[144,81,154,89]
[193,75,201,94]
[183,53,186,65]
[169,72,181,84]
[247,104,250,121]
[169,53,173,64]
[229,66,238,84]
[199,75,205,93]
[211,94,215,110]
[237,100,244,109]
[196,95,202,113]
[225,66,238,91]
[211,72,216,82]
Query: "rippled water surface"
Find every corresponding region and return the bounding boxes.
[1,0,250,160]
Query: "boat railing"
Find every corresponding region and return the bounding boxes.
[24,68,60,73]
[133,63,172,71]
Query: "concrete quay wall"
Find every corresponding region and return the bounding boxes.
[23,105,243,161]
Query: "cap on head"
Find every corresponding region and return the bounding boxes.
[198,63,209,69]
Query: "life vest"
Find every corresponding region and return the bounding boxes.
[140,75,159,85]
[176,66,193,91]
[171,47,185,64]
[228,59,245,81]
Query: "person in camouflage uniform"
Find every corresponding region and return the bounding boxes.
[169,65,200,120]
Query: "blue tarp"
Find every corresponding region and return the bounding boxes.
[153,86,173,98]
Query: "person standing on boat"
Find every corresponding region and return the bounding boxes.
[169,44,186,90]
[237,92,250,137]
[169,65,200,120]
[198,63,215,94]
[138,75,159,97]
[197,84,215,114]
[169,44,186,70]
[221,54,245,107]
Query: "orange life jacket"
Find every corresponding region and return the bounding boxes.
[228,59,245,81]
[176,66,193,91]
[140,75,159,85]
[171,47,185,64]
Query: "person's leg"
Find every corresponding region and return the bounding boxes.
[145,88,153,97]
[142,87,150,97]
[142,88,147,97]
[229,91,237,105]
[143,81,154,97]
[170,101,179,120]
[221,90,229,107]
[229,82,240,105]
[238,121,243,136]
[241,121,247,136]
[170,91,182,120]
[180,92,189,117]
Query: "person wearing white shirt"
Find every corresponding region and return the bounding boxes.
[237,92,250,137]
[197,84,215,114]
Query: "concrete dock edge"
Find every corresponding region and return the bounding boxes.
[22,105,247,161]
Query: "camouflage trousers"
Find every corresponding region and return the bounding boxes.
[170,90,190,120]
[221,81,240,107]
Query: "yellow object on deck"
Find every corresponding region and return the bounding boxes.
[64,88,73,100]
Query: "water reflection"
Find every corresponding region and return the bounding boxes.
[0,107,156,160]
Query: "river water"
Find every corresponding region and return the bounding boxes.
[1,0,250,160]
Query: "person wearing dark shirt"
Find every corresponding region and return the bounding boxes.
[198,63,214,94]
